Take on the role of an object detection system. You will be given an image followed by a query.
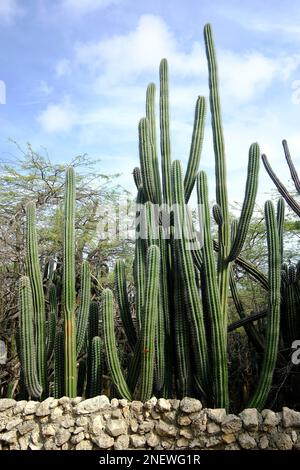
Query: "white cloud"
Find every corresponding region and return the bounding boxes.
[62,0,119,15]
[38,80,53,96]
[37,97,77,133]
[0,0,23,23]
[55,59,72,78]
[72,14,300,104]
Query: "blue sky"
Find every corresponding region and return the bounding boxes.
[0,0,300,205]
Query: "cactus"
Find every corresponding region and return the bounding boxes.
[115,259,137,351]
[47,283,57,359]
[19,276,43,398]
[248,201,281,410]
[102,288,132,400]
[26,202,47,394]
[87,336,102,398]
[139,245,160,401]
[63,166,77,397]
[76,260,91,356]
[54,330,64,399]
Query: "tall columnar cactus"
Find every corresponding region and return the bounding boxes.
[139,245,160,401]
[102,288,132,400]
[76,260,91,356]
[19,276,42,398]
[63,166,77,397]
[87,336,102,398]
[248,201,281,410]
[26,202,47,394]
[54,330,64,399]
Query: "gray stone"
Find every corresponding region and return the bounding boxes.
[76,395,110,414]
[36,398,58,416]
[42,424,56,436]
[76,440,93,450]
[131,401,144,415]
[29,442,43,450]
[105,418,127,437]
[138,420,154,434]
[177,415,191,426]
[179,428,193,439]
[144,397,157,410]
[118,399,128,407]
[130,418,138,433]
[61,416,75,428]
[261,409,279,429]
[274,433,293,450]
[72,397,83,405]
[76,416,88,427]
[207,422,221,434]
[146,432,160,447]
[180,397,202,414]
[131,434,146,448]
[114,434,130,450]
[156,398,171,412]
[206,436,223,448]
[13,400,27,414]
[92,432,114,449]
[19,435,30,450]
[192,411,207,432]
[91,415,105,435]
[222,433,236,444]
[111,398,119,409]
[17,420,37,435]
[164,411,177,424]
[58,396,70,405]
[73,426,85,434]
[156,420,177,437]
[71,432,85,444]
[0,399,16,411]
[50,407,63,421]
[239,408,259,431]
[24,401,39,415]
[177,437,189,447]
[238,432,257,449]
[111,408,122,419]
[55,428,71,446]
[259,435,269,449]
[207,408,226,424]
[221,414,242,434]
[0,429,17,443]
[6,417,22,430]
[282,407,300,428]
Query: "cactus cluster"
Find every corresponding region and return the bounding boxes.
[16,23,293,412]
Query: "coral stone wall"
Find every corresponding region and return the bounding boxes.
[0,396,300,450]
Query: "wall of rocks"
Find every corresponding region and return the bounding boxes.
[0,396,300,450]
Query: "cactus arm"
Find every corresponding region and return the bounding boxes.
[139,245,160,401]
[134,187,147,331]
[276,198,285,264]
[133,167,142,190]
[184,96,206,202]
[139,118,157,203]
[115,259,137,351]
[102,288,132,400]
[282,139,300,194]
[146,83,162,204]
[172,160,209,396]
[76,260,91,356]
[262,153,300,217]
[248,201,281,410]
[87,336,102,398]
[63,166,77,397]
[53,330,64,399]
[88,301,100,341]
[159,59,172,205]
[26,202,47,394]
[47,283,57,360]
[204,23,230,321]
[227,143,260,261]
[19,276,43,399]
[197,171,228,408]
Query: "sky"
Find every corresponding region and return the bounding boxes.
[0,0,300,207]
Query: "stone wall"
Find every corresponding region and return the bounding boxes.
[0,396,300,450]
